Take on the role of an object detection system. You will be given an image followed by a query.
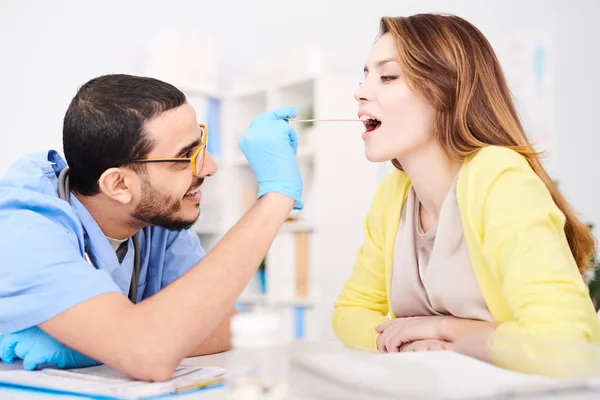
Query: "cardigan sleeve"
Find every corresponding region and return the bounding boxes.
[478,148,599,376]
[331,175,393,351]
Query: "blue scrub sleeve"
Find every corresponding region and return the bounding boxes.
[160,228,206,288]
[0,210,121,335]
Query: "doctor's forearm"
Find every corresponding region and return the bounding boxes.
[39,193,294,381]
[188,307,236,357]
[123,192,294,375]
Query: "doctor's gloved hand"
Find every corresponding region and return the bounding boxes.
[239,107,304,210]
[0,326,100,370]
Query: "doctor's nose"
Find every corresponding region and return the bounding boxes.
[200,151,218,177]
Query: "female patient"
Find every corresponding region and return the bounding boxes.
[332,13,599,355]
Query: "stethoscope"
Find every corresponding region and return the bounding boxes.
[57,166,140,303]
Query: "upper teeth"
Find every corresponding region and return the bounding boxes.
[360,115,379,122]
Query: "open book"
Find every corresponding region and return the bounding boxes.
[290,349,600,399]
[0,362,226,399]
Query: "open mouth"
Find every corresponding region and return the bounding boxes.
[185,187,201,197]
[184,178,204,198]
[361,116,382,132]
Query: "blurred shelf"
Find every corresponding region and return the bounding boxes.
[230,74,315,99]
[230,83,268,100]
[279,221,315,233]
[193,223,224,235]
[230,145,315,167]
[229,153,248,167]
[180,86,225,100]
[275,75,315,91]
[236,293,318,308]
[194,220,314,236]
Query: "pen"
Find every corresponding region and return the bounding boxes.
[173,377,225,393]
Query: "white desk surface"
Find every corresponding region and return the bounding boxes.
[1,341,600,399]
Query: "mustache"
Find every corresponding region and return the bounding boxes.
[188,177,204,191]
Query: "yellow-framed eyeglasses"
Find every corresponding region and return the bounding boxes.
[130,124,208,177]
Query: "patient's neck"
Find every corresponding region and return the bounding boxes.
[397,144,461,219]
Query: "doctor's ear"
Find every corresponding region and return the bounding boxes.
[98,168,134,204]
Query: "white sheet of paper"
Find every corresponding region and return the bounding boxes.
[0,363,225,399]
[292,350,599,399]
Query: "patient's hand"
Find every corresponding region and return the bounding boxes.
[375,316,448,353]
[375,315,497,353]
[398,339,450,352]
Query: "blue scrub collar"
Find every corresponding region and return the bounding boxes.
[47,150,126,275]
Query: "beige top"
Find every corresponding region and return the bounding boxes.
[390,179,493,322]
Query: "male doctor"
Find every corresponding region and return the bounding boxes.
[0,74,303,381]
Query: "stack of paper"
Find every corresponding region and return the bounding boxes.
[290,349,600,399]
[0,363,225,399]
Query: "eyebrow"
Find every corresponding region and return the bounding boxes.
[363,58,398,73]
[173,139,200,158]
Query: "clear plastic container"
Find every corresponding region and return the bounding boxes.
[222,310,290,400]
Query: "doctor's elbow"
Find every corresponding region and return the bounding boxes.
[122,359,178,382]
[118,351,181,382]
[142,364,178,383]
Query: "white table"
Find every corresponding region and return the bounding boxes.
[2,341,600,399]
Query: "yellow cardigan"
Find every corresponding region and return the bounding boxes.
[332,146,600,373]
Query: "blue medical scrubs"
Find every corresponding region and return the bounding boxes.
[0,150,206,335]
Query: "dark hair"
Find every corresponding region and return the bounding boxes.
[62,74,187,195]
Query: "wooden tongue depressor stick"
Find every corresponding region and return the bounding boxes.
[285,118,362,123]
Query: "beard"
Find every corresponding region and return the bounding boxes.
[131,177,203,231]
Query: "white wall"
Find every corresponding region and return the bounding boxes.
[1,0,599,339]
[1,0,597,224]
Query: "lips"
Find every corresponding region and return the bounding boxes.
[185,187,201,197]
[358,113,382,132]
[184,178,204,197]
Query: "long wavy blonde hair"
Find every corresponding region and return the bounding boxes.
[380,14,596,274]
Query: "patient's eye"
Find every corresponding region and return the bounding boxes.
[381,75,398,83]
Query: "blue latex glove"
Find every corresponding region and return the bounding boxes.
[239,107,304,210]
[0,326,100,370]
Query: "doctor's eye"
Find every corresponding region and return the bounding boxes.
[184,148,196,158]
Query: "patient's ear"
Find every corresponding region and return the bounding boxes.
[98,168,133,204]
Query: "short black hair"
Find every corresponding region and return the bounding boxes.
[63,74,187,195]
